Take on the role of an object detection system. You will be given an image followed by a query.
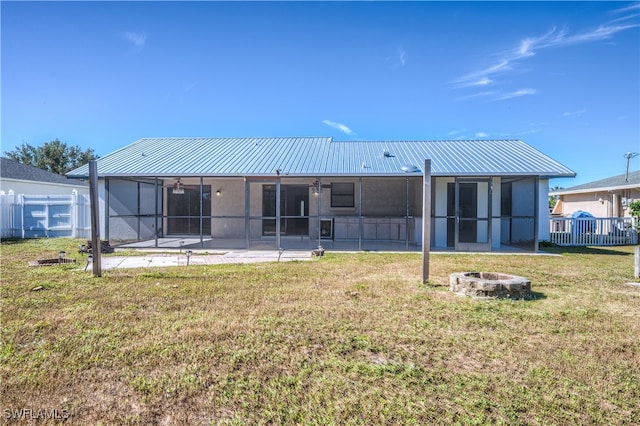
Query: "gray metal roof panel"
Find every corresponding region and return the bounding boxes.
[553,170,640,194]
[1,157,88,185]
[66,137,576,178]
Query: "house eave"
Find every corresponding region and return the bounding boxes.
[551,182,640,196]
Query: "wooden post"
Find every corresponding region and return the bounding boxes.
[89,160,102,277]
[422,159,431,283]
[635,246,640,279]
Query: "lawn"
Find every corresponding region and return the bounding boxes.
[1,239,639,425]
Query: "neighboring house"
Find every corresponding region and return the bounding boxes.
[1,157,90,238]
[550,170,640,218]
[67,137,575,252]
[0,157,89,196]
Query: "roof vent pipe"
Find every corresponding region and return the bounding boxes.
[401,165,419,173]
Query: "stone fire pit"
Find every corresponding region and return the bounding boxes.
[450,272,531,300]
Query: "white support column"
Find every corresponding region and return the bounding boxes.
[538,179,550,243]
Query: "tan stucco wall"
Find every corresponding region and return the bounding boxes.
[558,188,640,218]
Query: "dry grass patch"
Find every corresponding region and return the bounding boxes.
[1,239,639,424]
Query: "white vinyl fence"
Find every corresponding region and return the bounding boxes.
[0,191,91,239]
[549,216,638,246]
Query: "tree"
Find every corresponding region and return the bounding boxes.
[629,200,640,233]
[549,186,564,211]
[4,139,97,175]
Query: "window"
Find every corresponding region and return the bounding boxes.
[331,183,354,207]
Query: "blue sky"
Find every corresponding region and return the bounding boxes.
[2,1,639,187]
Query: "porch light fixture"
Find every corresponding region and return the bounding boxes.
[173,180,184,194]
[310,180,321,196]
[216,190,221,197]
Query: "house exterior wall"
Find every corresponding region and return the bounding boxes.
[212,178,246,238]
[560,193,611,217]
[0,178,89,197]
[557,188,640,218]
[247,177,419,243]
[100,174,545,251]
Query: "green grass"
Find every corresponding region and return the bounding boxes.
[1,239,639,425]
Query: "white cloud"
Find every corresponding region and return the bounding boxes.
[322,119,355,135]
[474,77,493,86]
[124,31,146,49]
[455,91,495,101]
[453,11,639,89]
[493,88,537,101]
[475,132,489,138]
[518,128,544,136]
[447,128,467,136]
[561,109,586,117]
[611,3,640,14]
[183,82,199,93]
[399,48,407,66]
[386,47,407,68]
[453,61,511,88]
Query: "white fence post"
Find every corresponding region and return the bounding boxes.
[0,192,10,239]
[19,193,25,239]
[71,190,78,238]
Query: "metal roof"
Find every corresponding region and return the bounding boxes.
[550,170,640,195]
[66,137,576,179]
